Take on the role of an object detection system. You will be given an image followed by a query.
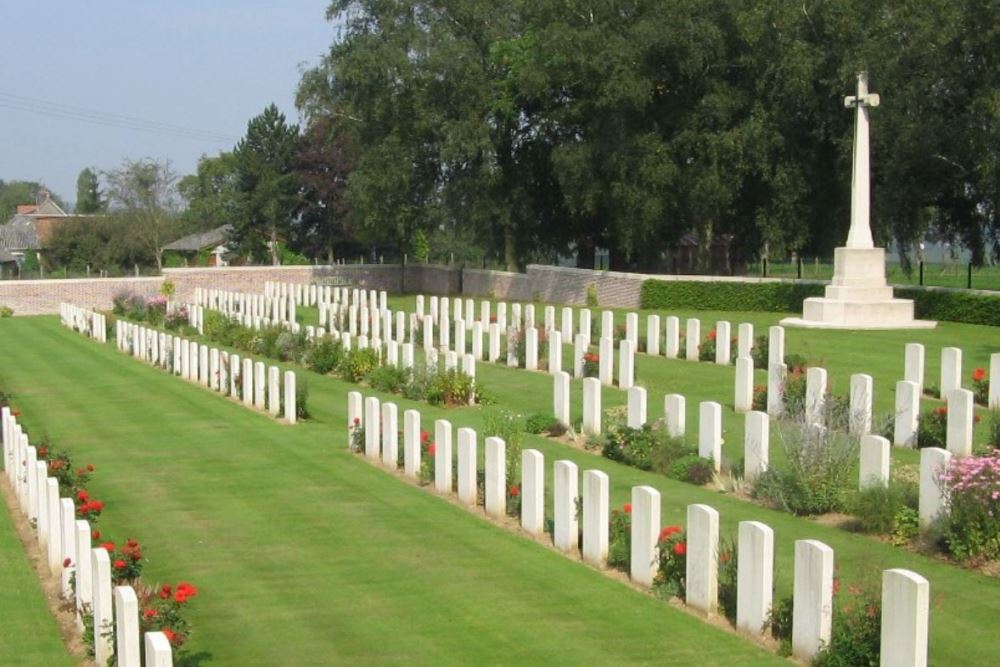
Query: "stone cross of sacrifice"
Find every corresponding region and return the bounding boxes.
[844,72,880,250]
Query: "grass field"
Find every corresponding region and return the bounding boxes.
[2,306,998,665]
[0,317,781,666]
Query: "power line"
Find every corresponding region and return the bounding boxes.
[0,91,238,143]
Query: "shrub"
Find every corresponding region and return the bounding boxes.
[652,525,685,598]
[586,283,599,307]
[814,584,882,667]
[305,339,342,375]
[582,352,599,378]
[483,408,524,483]
[601,423,660,471]
[896,285,1000,327]
[668,454,715,486]
[338,348,380,383]
[781,368,808,417]
[296,378,310,420]
[426,369,476,407]
[768,595,794,656]
[525,412,557,434]
[366,365,410,394]
[750,334,768,368]
[648,436,698,476]
[159,279,175,297]
[752,384,767,411]
[751,420,856,515]
[698,331,716,361]
[847,482,919,536]
[917,406,948,448]
[939,451,1000,561]
[607,506,631,573]
[717,537,738,624]
[0,305,13,318]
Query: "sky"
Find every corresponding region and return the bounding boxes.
[1,1,336,208]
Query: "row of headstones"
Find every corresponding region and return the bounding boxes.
[60,303,107,342]
[343,393,931,665]
[903,343,1000,408]
[262,280,362,307]
[1,407,174,666]
[106,317,297,424]
[193,287,297,325]
[556,373,957,531]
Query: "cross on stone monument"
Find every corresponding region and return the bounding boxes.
[844,72,879,250]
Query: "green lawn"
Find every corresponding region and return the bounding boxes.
[0,488,74,666]
[0,317,781,665]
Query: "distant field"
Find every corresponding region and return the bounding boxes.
[757,261,1000,291]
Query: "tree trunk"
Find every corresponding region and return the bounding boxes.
[697,219,714,274]
[503,228,517,272]
[155,250,163,273]
[270,226,280,265]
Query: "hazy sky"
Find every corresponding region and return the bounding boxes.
[1,1,335,207]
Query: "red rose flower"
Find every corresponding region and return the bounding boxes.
[126,538,139,548]
[974,415,981,424]
[972,368,986,382]
[143,608,157,619]
[86,463,95,472]
[162,628,177,644]
[92,530,101,540]
[101,542,116,552]
[77,490,89,501]
[673,542,687,556]
[658,525,681,541]
[509,485,520,497]
[159,584,172,600]
[428,443,437,456]
[113,559,126,569]
[421,430,429,443]
[624,503,632,514]
[353,417,360,425]
[11,410,20,417]
[63,558,72,568]
[937,407,948,416]
[708,330,717,340]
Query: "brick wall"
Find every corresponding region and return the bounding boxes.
[163,264,402,302]
[0,276,163,315]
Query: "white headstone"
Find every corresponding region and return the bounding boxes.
[548,330,563,374]
[805,367,827,426]
[849,373,873,435]
[457,428,477,506]
[792,539,834,661]
[364,396,381,460]
[553,371,571,427]
[904,343,925,395]
[859,435,890,489]
[664,394,686,439]
[598,337,613,385]
[737,322,754,359]
[434,419,453,493]
[698,401,722,472]
[625,312,638,348]
[600,310,614,340]
[74,520,92,620]
[743,411,769,483]
[686,503,719,615]
[946,388,974,457]
[627,386,647,429]
[553,460,579,552]
[403,409,421,479]
[381,402,399,467]
[283,371,296,424]
[485,437,506,518]
[734,356,753,412]
[990,352,1000,409]
[114,586,141,667]
[92,548,114,664]
[488,323,501,363]
[919,447,951,527]
[715,321,731,364]
[525,327,538,371]
[582,470,609,567]
[618,339,635,389]
[646,314,661,355]
[630,486,660,587]
[768,325,785,368]
[582,377,601,435]
[880,569,930,667]
[665,316,680,358]
[736,520,774,637]
[685,318,700,361]
[573,333,586,378]
[521,449,544,536]
[347,391,363,448]
[940,347,962,400]
[894,380,920,448]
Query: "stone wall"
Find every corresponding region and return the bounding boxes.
[0,276,163,315]
[163,264,402,302]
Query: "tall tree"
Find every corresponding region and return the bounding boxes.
[178,152,241,233]
[75,168,105,214]
[231,104,300,265]
[295,116,356,263]
[103,158,182,272]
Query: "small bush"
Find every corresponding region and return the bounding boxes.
[426,369,476,407]
[607,506,632,573]
[601,423,660,471]
[814,584,882,667]
[847,482,919,536]
[296,378,310,420]
[750,334,769,368]
[717,537,738,624]
[305,339,343,375]
[917,406,948,448]
[768,595,794,656]
[669,454,715,485]
[939,451,1000,562]
[366,365,410,394]
[653,525,686,598]
[525,412,556,434]
[586,283,599,307]
[0,305,13,317]
[338,348,380,383]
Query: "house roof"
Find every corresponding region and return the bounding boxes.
[164,224,233,252]
[0,215,41,250]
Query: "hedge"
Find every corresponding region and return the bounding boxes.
[640,279,1000,327]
